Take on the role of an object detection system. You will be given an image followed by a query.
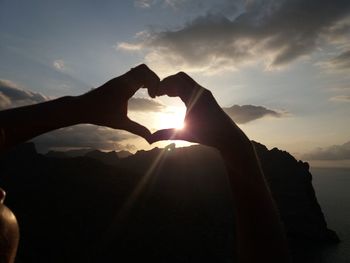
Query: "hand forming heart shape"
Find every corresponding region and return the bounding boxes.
[80,64,244,152]
[78,64,159,143]
[0,65,290,263]
[150,72,244,152]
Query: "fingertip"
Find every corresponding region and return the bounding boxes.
[175,71,187,78]
[157,76,178,97]
[147,79,159,98]
[151,128,184,142]
[136,64,159,98]
[132,63,148,72]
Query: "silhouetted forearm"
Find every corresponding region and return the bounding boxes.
[0,96,85,154]
[0,64,159,154]
[220,130,291,263]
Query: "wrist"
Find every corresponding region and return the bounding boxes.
[63,95,90,125]
[218,131,261,174]
[216,124,251,154]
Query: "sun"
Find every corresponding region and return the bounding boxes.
[158,106,186,130]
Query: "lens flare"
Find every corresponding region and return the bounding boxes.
[158,106,186,130]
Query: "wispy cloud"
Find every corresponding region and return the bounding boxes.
[0,79,48,110]
[33,124,137,153]
[134,0,237,14]
[319,50,350,73]
[330,95,350,102]
[125,0,350,74]
[322,16,350,45]
[303,141,350,160]
[128,97,165,111]
[0,91,11,109]
[134,0,155,8]
[116,42,143,51]
[53,59,66,71]
[223,104,286,124]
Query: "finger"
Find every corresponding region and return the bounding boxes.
[125,64,160,98]
[140,65,160,99]
[157,72,194,97]
[122,118,152,143]
[157,72,202,105]
[149,128,188,144]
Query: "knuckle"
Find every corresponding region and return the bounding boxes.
[202,88,213,98]
[176,71,187,78]
[204,88,212,95]
[138,63,148,70]
[132,64,148,74]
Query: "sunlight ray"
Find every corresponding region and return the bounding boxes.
[97,146,173,251]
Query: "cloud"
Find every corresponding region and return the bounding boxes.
[53,59,65,71]
[116,42,143,51]
[134,0,155,8]
[0,92,11,109]
[33,124,138,153]
[134,0,238,15]
[322,16,350,45]
[125,0,350,74]
[332,50,350,67]
[330,95,350,102]
[128,97,165,111]
[222,104,284,124]
[303,141,350,160]
[0,79,48,110]
[321,50,350,72]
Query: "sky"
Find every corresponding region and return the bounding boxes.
[0,0,350,167]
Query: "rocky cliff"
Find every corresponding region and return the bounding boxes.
[0,142,339,263]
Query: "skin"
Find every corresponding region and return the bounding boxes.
[0,65,290,263]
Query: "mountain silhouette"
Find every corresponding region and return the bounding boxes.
[85,150,120,165]
[0,142,339,263]
[47,148,133,160]
[46,148,94,158]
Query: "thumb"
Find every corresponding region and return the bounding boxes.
[124,64,160,98]
[121,118,152,144]
[149,128,189,144]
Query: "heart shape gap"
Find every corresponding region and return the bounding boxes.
[127,95,186,133]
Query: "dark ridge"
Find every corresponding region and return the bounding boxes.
[0,142,339,263]
[85,150,120,165]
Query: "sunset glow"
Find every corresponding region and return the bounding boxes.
[0,1,349,167]
[157,106,186,130]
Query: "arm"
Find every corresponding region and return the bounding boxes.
[151,72,291,263]
[0,64,160,154]
[0,96,83,153]
[221,133,291,263]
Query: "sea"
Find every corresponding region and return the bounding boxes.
[305,167,350,263]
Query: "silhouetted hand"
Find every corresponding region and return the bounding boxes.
[150,72,247,152]
[151,72,291,263]
[79,64,160,143]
